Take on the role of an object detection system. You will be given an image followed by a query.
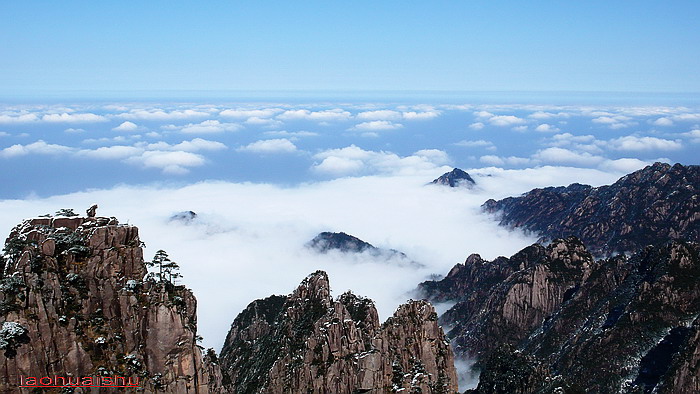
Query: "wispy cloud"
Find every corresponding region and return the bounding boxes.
[0,140,73,158]
[237,138,298,153]
[117,109,210,121]
[349,120,403,131]
[173,120,242,134]
[112,121,139,132]
[125,151,206,174]
[42,113,108,123]
[312,145,449,176]
[607,136,682,151]
[277,109,352,122]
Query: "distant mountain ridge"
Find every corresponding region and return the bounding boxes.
[431,168,476,187]
[482,162,700,256]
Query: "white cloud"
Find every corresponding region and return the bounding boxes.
[454,140,496,150]
[237,138,298,153]
[548,133,602,154]
[652,117,674,126]
[42,113,108,123]
[349,120,403,131]
[64,128,85,133]
[314,156,366,175]
[414,149,450,164]
[671,113,700,122]
[512,125,528,132]
[179,120,242,134]
[219,108,282,119]
[489,115,526,127]
[471,109,527,127]
[356,110,402,121]
[144,138,228,153]
[312,145,450,176]
[0,132,9,137]
[277,109,352,122]
[117,109,210,121]
[468,122,485,130]
[112,121,139,132]
[78,145,144,160]
[402,111,441,120]
[244,117,284,128]
[608,136,682,151]
[598,158,656,173]
[0,113,39,123]
[0,140,73,158]
[591,115,635,129]
[535,124,560,133]
[682,129,700,143]
[263,130,319,138]
[474,111,494,119]
[528,111,571,120]
[125,151,206,174]
[479,155,531,166]
[533,147,604,166]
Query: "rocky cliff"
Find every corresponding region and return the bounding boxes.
[0,214,223,393]
[482,162,700,256]
[220,270,459,393]
[420,238,700,393]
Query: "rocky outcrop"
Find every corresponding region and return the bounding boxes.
[420,238,700,393]
[307,232,377,254]
[220,271,458,393]
[307,232,419,267]
[482,162,700,256]
[0,215,222,393]
[431,168,475,188]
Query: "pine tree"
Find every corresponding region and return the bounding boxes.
[147,250,181,285]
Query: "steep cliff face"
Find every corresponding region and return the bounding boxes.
[220,271,458,393]
[482,162,700,256]
[421,239,700,393]
[0,215,222,393]
[421,237,593,360]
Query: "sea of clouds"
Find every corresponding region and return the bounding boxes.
[0,165,625,352]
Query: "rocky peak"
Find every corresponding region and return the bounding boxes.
[307,231,375,253]
[421,236,700,393]
[0,213,223,393]
[220,271,458,393]
[307,231,419,267]
[482,162,700,256]
[431,168,476,188]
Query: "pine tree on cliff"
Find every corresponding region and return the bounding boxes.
[147,250,181,286]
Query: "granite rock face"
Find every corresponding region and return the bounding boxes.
[482,162,700,256]
[431,168,476,188]
[420,238,700,393]
[220,271,458,393]
[0,215,223,393]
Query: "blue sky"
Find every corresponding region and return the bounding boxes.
[2,1,699,94]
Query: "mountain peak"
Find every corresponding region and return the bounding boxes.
[307,231,374,253]
[431,168,476,187]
